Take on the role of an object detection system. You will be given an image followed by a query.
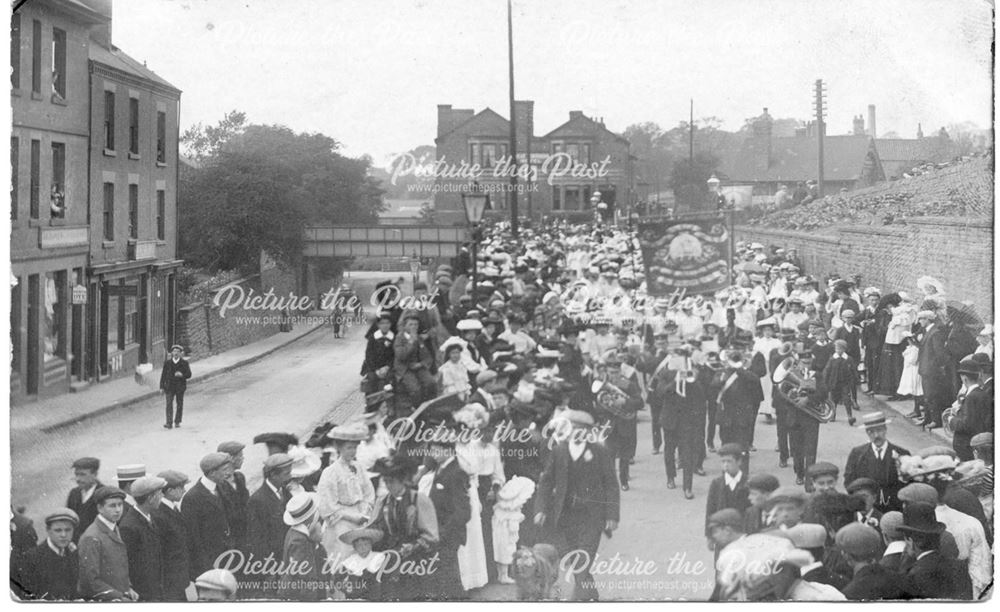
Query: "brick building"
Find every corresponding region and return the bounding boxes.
[433,102,634,224]
[10,0,181,403]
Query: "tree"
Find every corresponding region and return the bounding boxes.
[181,110,247,162]
[623,123,673,199]
[669,151,720,212]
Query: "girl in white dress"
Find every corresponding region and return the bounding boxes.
[897,335,923,418]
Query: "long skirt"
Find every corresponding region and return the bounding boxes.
[875,343,905,395]
[457,477,489,590]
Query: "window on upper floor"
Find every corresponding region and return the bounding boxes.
[50,142,65,219]
[156,111,166,163]
[11,14,20,89]
[29,139,39,219]
[156,189,165,240]
[104,90,115,150]
[128,184,138,239]
[30,19,40,94]
[103,182,114,240]
[51,27,65,100]
[10,137,18,221]
[129,97,139,155]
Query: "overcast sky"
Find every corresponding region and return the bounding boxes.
[114,0,993,165]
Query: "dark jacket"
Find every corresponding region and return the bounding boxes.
[20,541,79,600]
[150,500,195,600]
[66,482,102,543]
[119,509,163,601]
[159,357,192,394]
[844,441,910,512]
[361,330,396,376]
[704,473,750,536]
[278,528,328,601]
[903,550,973,600]
[950,385,993,460]
[918,324,956,405]
[841,562,910,600]
[429,458,472,552]
[219,471,250,549]
[535,440,621,530]
[246,481,289,564]
[180,480,233,575]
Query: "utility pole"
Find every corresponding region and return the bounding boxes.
[689,99,694,168]
[814,79,826,197]
[507,0,519,236]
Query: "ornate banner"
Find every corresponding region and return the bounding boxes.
[638,214,731,296]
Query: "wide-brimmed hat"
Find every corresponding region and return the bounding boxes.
[288,447,321,479]
[283,493,319,526]
[327,423,369,442]
[339,527,384,546]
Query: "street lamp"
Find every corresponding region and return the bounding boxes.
[462,190,489,298]
[409,254,420,288]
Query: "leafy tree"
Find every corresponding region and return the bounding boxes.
[181,110,247,162]
[623,123,673,199]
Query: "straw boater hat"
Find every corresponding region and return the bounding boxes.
[858,411,890,429]
[283,493,319,526]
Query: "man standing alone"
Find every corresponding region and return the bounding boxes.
[160,344,192,429]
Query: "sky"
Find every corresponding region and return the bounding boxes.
[113,0,994,166]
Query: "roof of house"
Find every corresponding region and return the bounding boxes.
[89,44,180,94]
[437,107,512,141]
[874,138,956,163]
[716,135,874,183]
[544,112,629,144]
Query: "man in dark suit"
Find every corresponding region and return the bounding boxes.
[119,476,165,601]
[651,348,708,497]
[950,358,992,461]
[152,470,195,601]
[159,344,192,428]
[704,443,750,542]
[66,457,102,542]
[836,522,910,600]
[915,310,954,428]
[425,429,472,600]
[393,315,438,405]
[18,509,80,600]
[844,412,910,513]
[77,486,138,601]
[534,409,620,601]
[181,453,234,576]
[246,453,293,598]
[898,502,973,600]
[217,441,250,552]
[361,313,396,394]
[716,351,763,472]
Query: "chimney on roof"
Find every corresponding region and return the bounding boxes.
[852,115,865,136]
[751,108,773,172]
[569,110,584,120]
[917,123,924,139]
[87,0,113,48]
[867,104,876,138]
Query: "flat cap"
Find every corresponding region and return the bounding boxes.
[216,441,245,455]
[199,453,232,474]
[131,476,167,498]
[846,477,879,494]
[116,464,146,481]
[746,473,780,493]
[195,569,238,596]
[707,508,744,530]
[806,461,839,479]
[157,470,190,489]
[784,522,828,549]
[764,486,808,508]
[44,508,79,527]
[898,482,938,505]
[835,523,882,559]
[93,486,127,505]
[716,443,746,458]
[971,432,994,448]
[72,457,100,471]
[879,511,905,539]
[263,453,294,474]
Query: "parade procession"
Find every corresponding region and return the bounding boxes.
[6,0,995,606]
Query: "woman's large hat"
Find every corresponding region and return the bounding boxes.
[327,422,369,442]
[339,527,384,546]
[288,446,321,479]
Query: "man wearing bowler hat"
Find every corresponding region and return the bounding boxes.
[844,412,909,513]
[897,502,972,600]
[182,453,234,575]
[119,475,167,601]
[152,470,195,601]
[78,486,138,601]
[160,344,192,429]
[66,457,102,542]
[19,508,80,600]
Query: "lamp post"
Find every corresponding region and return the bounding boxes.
[708,173,735,286]
[409,255,420,289]
[462,189,489,298]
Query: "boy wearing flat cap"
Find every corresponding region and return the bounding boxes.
[151,470,195,601]
[159,344,192,428]
[78,486,138,601]
[19,508,80,600]
[181,453,234,576]
[66,456,102,542]
[119,476,167,601]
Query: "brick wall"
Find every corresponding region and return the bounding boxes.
[175,265,302,359]
[736,216,993,319]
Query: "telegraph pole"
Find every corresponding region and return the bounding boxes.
[507,0,519,236]
[814,79,826,197]
[689,99,694,168]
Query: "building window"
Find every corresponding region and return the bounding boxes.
[482,144,496,167]
[104,90,115,150]
[31,19,40,94]
[29,139,39,219]
[106,284,120,353]
[10,137,18,220]
[552,142,564,155]
[552,187,561,211]
[124,293,138,346]
[582,143,591,164]
[566,143,579,163]
[103,182,114,240]
[51,27,65,100]
[43,271,66,362]
[129,97,139,154]
[11,14,20,89]
[156,111,166,163]
[469,143,480,166]
[565,187,581,210]
[11,280,21,374]
[156,189,165,240]
[151,276,165,342]
[128,184,138,239]
[50,142,65,218]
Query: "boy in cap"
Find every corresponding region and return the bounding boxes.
[950,357,991,461]
[159,344,192,428]
[762,486,808,531]
[878,511,907,571]
[743,473,780,534]
[822,339,858,425]
[785,522,846,589]
[78,486,138,601]
[806,461,840,494]
[194,569,238,601]
[836,523,907,600]
[19,508,80,600]
[119,476,167,601]
[361,312,396,394]
[67,457,102,542]
[151,470,194,601]
[704,443,750,548]
[181,453,234,575]
[846,477,883,528]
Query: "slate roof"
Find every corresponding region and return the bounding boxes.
[716,135,874,183]
[89,44,180,94]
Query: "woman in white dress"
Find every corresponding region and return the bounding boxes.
[317,423,375,568]
[752,318,783,424]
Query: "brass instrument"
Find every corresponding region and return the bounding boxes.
[592,378,634,419]
[942,406,958,435]
[776,368,834,423]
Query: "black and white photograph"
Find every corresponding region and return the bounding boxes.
[5,0,995,603]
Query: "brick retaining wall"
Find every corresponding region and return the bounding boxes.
[736,216,993,318]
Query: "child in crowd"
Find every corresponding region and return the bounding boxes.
[822,339,858,425]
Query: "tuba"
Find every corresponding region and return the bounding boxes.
[592,378,633,420]
[776,367,835,423]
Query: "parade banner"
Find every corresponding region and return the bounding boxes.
[638,215,730,296]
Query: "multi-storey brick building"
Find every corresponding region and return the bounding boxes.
[433,102,634,224]
[10,0,181,403]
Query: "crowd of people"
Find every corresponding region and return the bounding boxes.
[9,219,994,601]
